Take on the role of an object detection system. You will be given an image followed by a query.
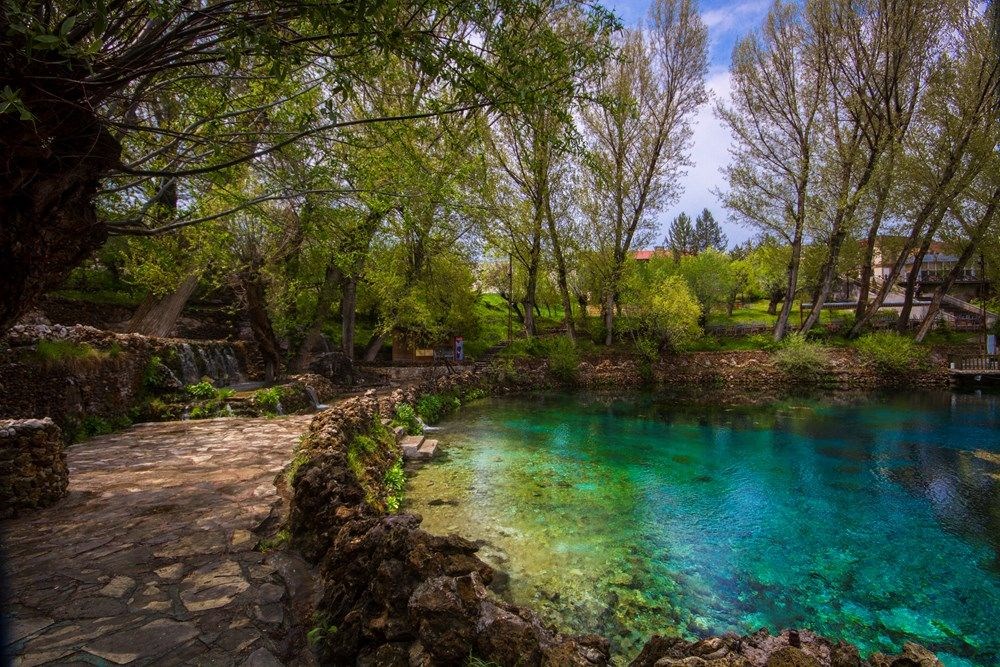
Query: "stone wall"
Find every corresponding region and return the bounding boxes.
[0,324,255,437]
[287,375,945,666]
[0,418,68,519]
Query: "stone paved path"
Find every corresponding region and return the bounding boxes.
[2,416,318,666]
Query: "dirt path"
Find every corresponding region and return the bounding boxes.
[2,416,317,666]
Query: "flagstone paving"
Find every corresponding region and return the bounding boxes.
[2,416,319,666]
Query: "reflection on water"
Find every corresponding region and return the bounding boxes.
[405,391,1000,666]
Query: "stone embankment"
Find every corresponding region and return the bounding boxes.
[287,371,946,666]
[0,418,68,519]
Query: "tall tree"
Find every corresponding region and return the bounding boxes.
[0,0,612,333]
[666,212,696,260]
[718,0,825,340]
[800,0,940,334]
[580,0,709,345]
[693,208,727,252]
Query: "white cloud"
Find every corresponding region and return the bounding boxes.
[701,0,768,32]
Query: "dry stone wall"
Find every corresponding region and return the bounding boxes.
[0,418,67,519]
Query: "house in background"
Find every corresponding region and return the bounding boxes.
[870,239,988,302]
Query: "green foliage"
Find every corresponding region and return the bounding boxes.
[33,340,105,366]
[259,528,290,552]
[676,249,735,318]
[72,414,133,442]
[186,380,218,399]
[773,334,830,379]
[545,337,580,383]
[384,460,405,513]
[416,392,461,425]
[463,387,488,402]
[392,403,423,435]
[252,387,283,414]
[624,275,702,353]
[307,612,337,647]
[854,332,929,372]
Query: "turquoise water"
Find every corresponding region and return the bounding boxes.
[405,391,1000,666]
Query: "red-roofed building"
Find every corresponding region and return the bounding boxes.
[633,247,671,262]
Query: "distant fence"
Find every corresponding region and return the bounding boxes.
[949,355,999,372]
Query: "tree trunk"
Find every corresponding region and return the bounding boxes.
[127,273,200,337]
[0,98,121,333]
[341,276,357,360]
[293,261,342,372]
[897,234,933,332]
[774,226,804,341]
[801,226,847,334]
[362,332,386,362]
[603,290,615,346]
[240,271,282,384]
[768,291,783,315]
[543,200,575,341]
[915,189,1000,341]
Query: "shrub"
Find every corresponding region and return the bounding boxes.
[384,460,405,513]
[854,331,928,372]
[253,387,282,414]
[186,380,217,399]
[392,403,422,435]
[463,387,487,402]
[416,392,460,425]
[545,337,580,383]
[773,333,830,380]
[626,275,702,353]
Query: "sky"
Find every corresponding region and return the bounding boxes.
[602,0,771,248]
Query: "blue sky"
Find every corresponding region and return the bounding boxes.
[601,0,771,247]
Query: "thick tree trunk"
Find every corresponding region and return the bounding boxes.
[341,276,357,360]
[127,273,200,337]
[767,291,783,316]
[240,271,282,384]
[293,261,342,372]
[362,332,386,362]
[774,227,804,341]
[0,94,121,333]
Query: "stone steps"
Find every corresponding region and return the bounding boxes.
[400,434,439,460]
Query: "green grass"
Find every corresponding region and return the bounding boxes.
[706,300,779,327]
[466,293,570,359]
[48,288,144,307]
[33,340,108,366]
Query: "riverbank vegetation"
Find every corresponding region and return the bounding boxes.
[3,0,998,379]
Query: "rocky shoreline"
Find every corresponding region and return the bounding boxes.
[285,371,947,666]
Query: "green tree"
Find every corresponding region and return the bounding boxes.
[666,213,696,260]
[693,209,727,252]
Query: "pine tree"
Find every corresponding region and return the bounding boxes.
[694,208,727,252]
[666,212,695,261]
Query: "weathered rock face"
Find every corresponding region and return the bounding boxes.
[0,418,68,518]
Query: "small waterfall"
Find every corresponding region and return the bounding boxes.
[303,385,327,411]
[221,348,245,384]
[178,344,200,384]
[276,400,285,416]
[172,342,248,387]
